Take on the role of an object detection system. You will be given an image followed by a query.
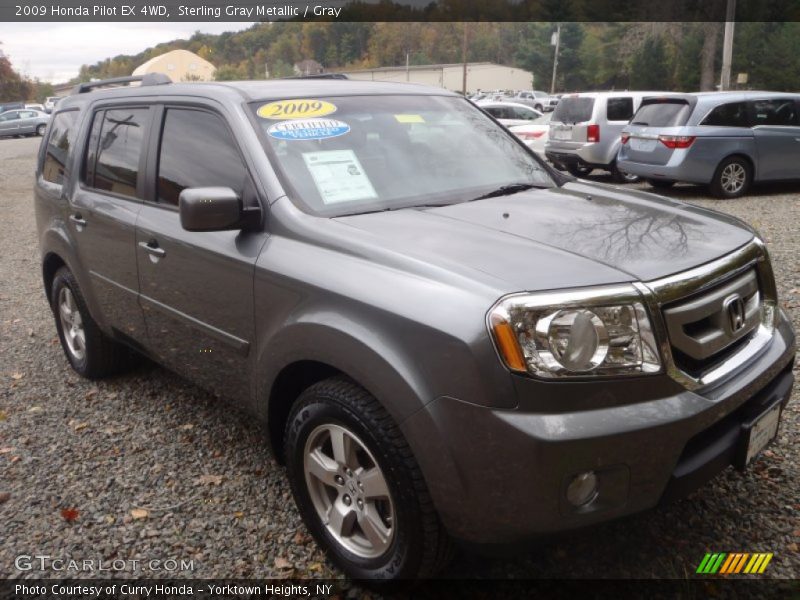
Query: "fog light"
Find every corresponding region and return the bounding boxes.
[566,471,599,507]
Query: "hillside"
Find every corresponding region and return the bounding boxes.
[74,21,800,92]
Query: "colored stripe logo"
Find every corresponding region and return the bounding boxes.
[696,552,773,574]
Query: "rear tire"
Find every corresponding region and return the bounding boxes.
[710,156,752,198]
[610,163,640,183]
[566,164,593,177]
[51,266,134,379]
[648,179,675,189]
[36,124,46,136]
[284,377,452,581]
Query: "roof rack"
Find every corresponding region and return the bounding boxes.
[282,73,349,80]
[71,73,172,95]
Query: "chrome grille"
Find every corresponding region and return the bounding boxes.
[639,239,777,390]
[663,269,761,369]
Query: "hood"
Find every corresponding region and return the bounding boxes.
[334,181,754,292]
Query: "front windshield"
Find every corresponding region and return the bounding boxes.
[251,95,553,217]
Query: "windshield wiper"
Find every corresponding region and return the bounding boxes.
[469,183,539,202]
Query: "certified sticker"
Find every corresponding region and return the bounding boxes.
[257,99,337,120]
[267,118,350,141]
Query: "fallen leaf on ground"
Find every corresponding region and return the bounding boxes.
[196,474,223,486]
[179,423,194,431]
[233,511,244,519]
[274,557,292,570]
[11,373,23,380]
[0,410,6,421]
[28,406,43,413]
[0,447,15,454]
[69,421,89,431]
[787,543,799,553]
[0,492,10,503]
[130,508,149,520]
[61,508,79,522]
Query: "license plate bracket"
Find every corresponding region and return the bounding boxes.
[735,402,782,470]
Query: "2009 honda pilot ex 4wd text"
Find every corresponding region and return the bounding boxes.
[35,74,796,581]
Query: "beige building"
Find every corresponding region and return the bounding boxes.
[342,62,534,93]
[133,49,216,82]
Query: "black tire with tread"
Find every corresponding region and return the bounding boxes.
[36,124,46,136]
[709,156,752,199]
[284,376,452,581]
[51,266,132,379]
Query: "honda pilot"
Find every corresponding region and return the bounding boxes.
[35,75,795,580]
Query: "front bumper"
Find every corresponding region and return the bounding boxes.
[400,311,795,544]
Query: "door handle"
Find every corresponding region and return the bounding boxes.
[139,240,166,260]
[69,214,87,227]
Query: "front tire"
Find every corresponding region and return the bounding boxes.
[36,124,46,136]
[284,377,452,581]
[710,156,752,198]
[51,266,133,378]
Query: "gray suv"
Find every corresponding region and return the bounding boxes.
[618,92,800,197]
[35,75,795,580]
[545,91,673,182]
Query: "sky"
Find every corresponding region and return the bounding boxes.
[1,22,254,83]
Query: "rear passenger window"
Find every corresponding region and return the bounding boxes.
[157,109,247,206]
[42,110,79,186]
[751,99,799,126]
[701,102,749,127]
[606,97,634,121]
[90,108,149,198]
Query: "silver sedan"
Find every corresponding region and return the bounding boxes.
[0,109,50,138]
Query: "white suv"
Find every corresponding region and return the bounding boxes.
[545,91,674,182]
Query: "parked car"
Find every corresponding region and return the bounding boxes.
[476,100,543,127]
[618,92,800,198]
[545,91,673,182]
[44,96,62,113]
[25,103,46,112]
[0,108,50,138]
[513,90,560,112]
[509,112,553,156]
[0,101,25,114]
[35,75,795,581]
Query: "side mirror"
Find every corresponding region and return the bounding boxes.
[178,187,243,232]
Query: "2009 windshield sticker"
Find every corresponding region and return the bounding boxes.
[267,118,350,141]
[257,99,337,120]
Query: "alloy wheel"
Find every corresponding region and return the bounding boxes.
[303,423,395,558]
[720,163,746,194]
[58,287,85,361]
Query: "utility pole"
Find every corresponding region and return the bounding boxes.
[461,22,469,95]
[720,0,736,90]
[550,23,561,95]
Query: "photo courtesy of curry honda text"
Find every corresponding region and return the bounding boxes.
[34,74,796,581]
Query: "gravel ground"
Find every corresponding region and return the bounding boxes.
[1,135,798,581]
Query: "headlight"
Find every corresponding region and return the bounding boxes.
[488,284,661,378]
